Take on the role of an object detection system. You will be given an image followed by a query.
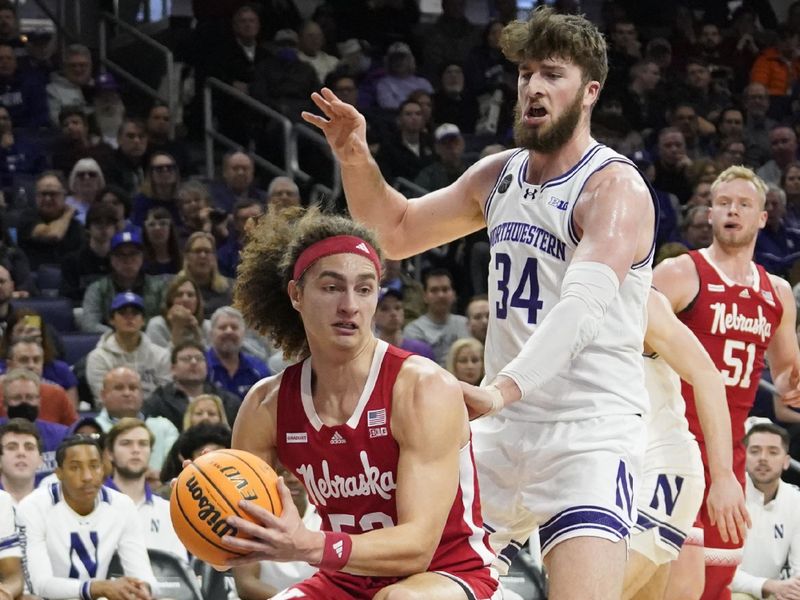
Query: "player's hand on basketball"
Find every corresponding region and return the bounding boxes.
[222,477,319,565]
[301,88,370,167]
[706,471,751,544]
[90,577,151,600]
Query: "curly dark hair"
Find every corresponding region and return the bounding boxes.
[234,206,382,358]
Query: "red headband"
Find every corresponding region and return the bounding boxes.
[292,235,381,281]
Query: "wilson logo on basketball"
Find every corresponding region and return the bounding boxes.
[297,450,396,507]
[184,475,239,539]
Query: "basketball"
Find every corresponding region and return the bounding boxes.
[170,449,283,565]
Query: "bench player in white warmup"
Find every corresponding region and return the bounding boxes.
[304,7,663,599]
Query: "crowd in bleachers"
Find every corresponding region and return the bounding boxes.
[0,0,797,597]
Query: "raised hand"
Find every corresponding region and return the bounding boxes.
[301,88,371,167]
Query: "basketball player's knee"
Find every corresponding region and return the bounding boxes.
[666,575,704,600]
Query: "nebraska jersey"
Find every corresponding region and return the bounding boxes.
[276,340,495,576]
[483,143,658,421]
[679,249,783,478]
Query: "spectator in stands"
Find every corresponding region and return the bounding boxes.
[606,19,642,90]
[176,180,228,245]
[376,42,433,111]
[265,176,301,213]
[182,394,229,430]
[18,435,157,599]
[681,205,713,250]
[144,274,207,348]
[681,57,729,122]
[716,107,745,146]
[755,185,800,277]
[158,421,231,493]
[92,72,125,148]
[45,43,91,125]
[104,118,148,195]
[618,59,664,135]
[715,138,747,171]
[0,42,47,128]
[131,151,181,227]
[0,265,14,336]
[141,207,182,276]
[104,417,187,560]
[403,268,469,366]
[420,0,479,82]
[750,25,800,116]
[0,1,23,56]
[145,101,191,175]
[465,19,508,95]
[382,259,426,322]
[373,281,435,361]
[65,157,105,224]
[0,418,42,504]
[783,162,800,230]
[60,202,117,302]
[415,123,467,192]
[407,89,435,136]
[18,172,83,270]
[1,326,77,406]
[0,215,32,295]
[731,422,800,599]
[758,125,798,186]
[668,101,713,159]
[432,63,478,135]
[206,306,269,400]
[96,185,131,231]
[179,232,233,318]
[686,179,713,210]
[376,99,434,182]
[743,82,776,167]
[217,198,262,278]
[445,337,484,386]
[465,294,489,344]
[210,150,266,213]
[0,104,45,180]
[0,368,68,479]
[51,106,113,175]
[630,149,681,249]
[80,230,167,333]
[145,339,241,431]
[654,127,694,204]
[297,20,339,84]
[86,293,171,403]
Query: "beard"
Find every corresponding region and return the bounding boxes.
[114,462,148,480]
[514,88,584,154]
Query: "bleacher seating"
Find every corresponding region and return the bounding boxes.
[59,332,101,366]
[109,549,203,600]
[13,296,75,332]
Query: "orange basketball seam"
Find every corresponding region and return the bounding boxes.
[214,449,278,514]
[173,481,248,558]
[193,462,248,520]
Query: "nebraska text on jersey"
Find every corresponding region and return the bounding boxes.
[297,450,397,507]
[710,302,772,342]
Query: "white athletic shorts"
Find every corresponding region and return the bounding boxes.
[630,439,705,565]
[471,413,645,574]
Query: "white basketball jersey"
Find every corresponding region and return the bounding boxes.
[484,142,656,421]
[643,353,696,452]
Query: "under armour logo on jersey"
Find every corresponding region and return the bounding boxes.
[355,242,369,253]
[523,187,537,200]
[330,431,346,444]
[497,173,513,193]
[739,289,750,298]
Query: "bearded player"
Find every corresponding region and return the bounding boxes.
[653,165,800,600]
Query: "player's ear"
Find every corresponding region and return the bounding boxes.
[287,280,302,311]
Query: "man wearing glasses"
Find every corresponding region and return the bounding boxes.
[18,172,83,269]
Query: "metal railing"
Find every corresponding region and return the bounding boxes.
[203,78,342,204]
[98,11,176,136]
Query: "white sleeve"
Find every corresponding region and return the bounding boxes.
[731,566,767,598]
[789,508,800,578]
[0,493,20,560]
[17,500,86,600]
[116,498,157,594]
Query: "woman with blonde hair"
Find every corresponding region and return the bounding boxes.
[66,158,105,224]
[131,150,182,226]
[445,337,484,386]
[182,394,229,431]
[145,274,210,347]
[179,231,232,318]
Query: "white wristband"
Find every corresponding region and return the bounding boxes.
[481,384,505,418]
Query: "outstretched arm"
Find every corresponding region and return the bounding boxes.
[301,88,496,258]
[766,276,800,408]
[225,358,473,577]
[645,290,750,544]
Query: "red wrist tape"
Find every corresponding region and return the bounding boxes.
[318,531,352,571]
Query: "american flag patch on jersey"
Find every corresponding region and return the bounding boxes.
[367,409,386,427]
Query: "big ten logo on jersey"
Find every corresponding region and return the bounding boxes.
[615,460,635,520]
[68,531,99,578]
[296,450,396,507]
[649,474,684,516]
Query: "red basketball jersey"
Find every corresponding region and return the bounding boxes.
[678,249,783,480]
[276,340,495,576]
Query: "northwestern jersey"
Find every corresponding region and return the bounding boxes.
[483,142,658,421]
[276,340,495,576]
[679,249,783,479]
[17,483,156,600]
[643,353,696,453]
